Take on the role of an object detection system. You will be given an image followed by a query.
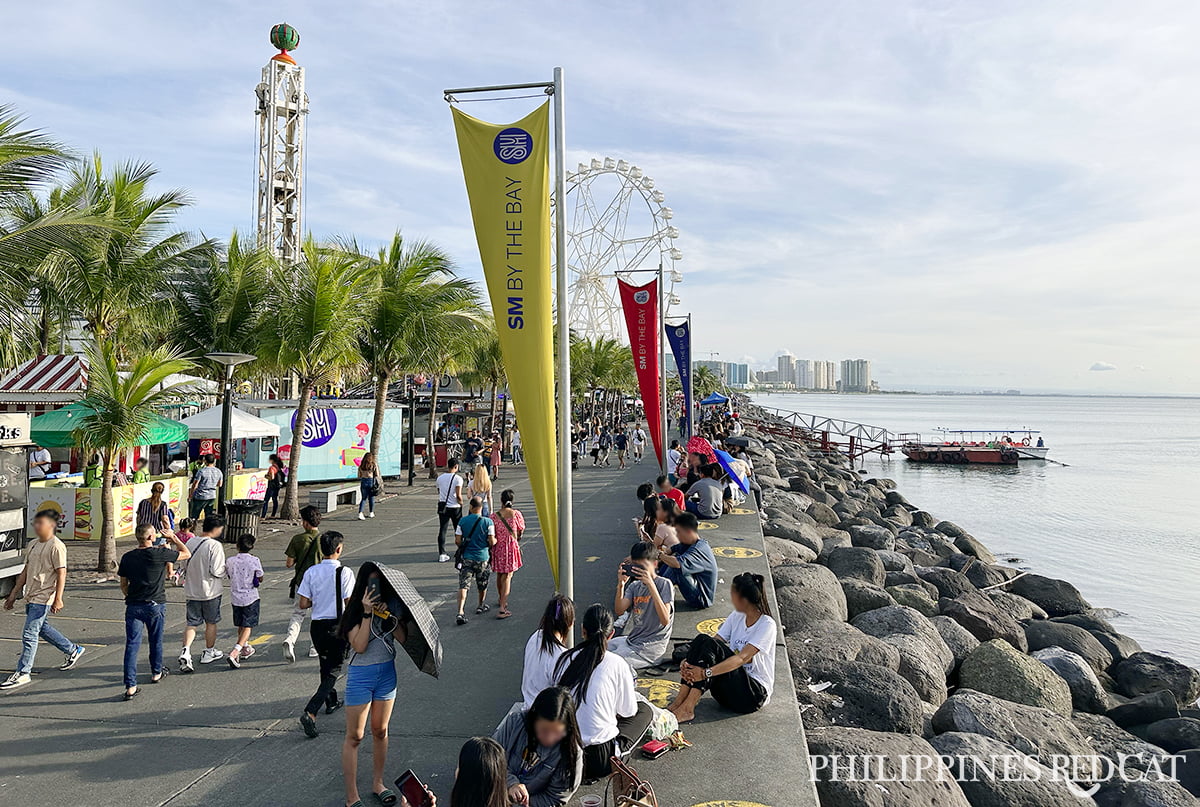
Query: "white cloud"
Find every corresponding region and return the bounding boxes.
[1090,362,1118,372]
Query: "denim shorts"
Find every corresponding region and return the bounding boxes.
[345,660,397,706]
[232,601,260,628]
[185,596,222,626]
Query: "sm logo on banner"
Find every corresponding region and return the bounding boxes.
[633,289,651,305]
[293,408,338,448]
[493,128,532,164]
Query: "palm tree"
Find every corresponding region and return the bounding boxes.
[355,233,478,459]
[460,324,506,435]
[572,336,628,421]
[75,343,196,572]
[53,155,217,353]
[693,365,721,398]
[258,238,373,518]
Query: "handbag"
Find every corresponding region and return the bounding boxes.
[605,756,657,807]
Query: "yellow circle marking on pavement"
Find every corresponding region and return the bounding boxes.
[712,546,763,559]
[635,677,680,708]
[697,521,718,530]
[730,507,754,515]
[697,617,726,636]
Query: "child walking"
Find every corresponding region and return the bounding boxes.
[225,533,264,669]
[169,518,197,586]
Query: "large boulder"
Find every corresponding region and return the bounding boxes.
[1071,712,1173,775]
[807,727,971,807]
[911,510,937,528]
[877,549,915,573]
[841,580,896,619]
[988,589,1049,621]
[1052,613,1116,633]
[930,615,980,670]
[762,518,823,556]
[960,559,1013,590]
[847,523,896,551]
[930,732,1098,807]
[806,501,840,527]
[1114,653,1200,706]
[852,606,954,705]
[934,520,969,539]
[882,504,913,528]
[931,689,1099,763]
[799,660,925,734]
[952,533,997,564]
[1094,779,1200,806]
[1024,621,1114,674]
[1032,646,1113,714]
[1009,574,1092,617]
[938,589,1029,652]
[887,584,939,617]
[1090,630,1143,665]
[786,619,901,672]
[1107,690,1181,729]
[773,563,849,627]
[825,546,886,587]
[818,533,853,562]
[959,639,1074,716]
[917,567,977,599]
[1144,718,1200,754]
[763,535,818,567]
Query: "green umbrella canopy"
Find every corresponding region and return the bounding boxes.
[31,403,189,449]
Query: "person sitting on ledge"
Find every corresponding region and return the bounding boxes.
[685,463,724,520]
[668,572,776,722]
[657,513,717,609]
[610,542,674,670]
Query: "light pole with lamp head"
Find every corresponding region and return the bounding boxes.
[205,353,256,514]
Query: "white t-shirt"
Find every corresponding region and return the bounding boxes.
[717,611,778,703]
[29,447,52,479]
[632,429,646,445]
[559,652,637,746]
[522,631,567,708]
[511,431,522,448]
[667,448,682,469]
[182,536,227,601]
[297,559,356,620]
[436,472,463,507]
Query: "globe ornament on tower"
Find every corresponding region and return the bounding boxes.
[270,23,300,64]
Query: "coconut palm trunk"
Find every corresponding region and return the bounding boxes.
[281,383,312,520]
[370,368,389,460]
[426,375,442,478]
[97,448,118,572]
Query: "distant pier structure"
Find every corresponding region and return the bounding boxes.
[255,23,308,264]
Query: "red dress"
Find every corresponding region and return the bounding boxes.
[490,509,525,574]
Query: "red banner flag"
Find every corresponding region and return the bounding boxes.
[617,277,663,466]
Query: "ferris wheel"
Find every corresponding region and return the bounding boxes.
[553,157,683,340]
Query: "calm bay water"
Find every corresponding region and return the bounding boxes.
[751,392,1200,667]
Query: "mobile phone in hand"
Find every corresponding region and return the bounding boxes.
[394,770,427,806]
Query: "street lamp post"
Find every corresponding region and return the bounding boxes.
[205,352,256,514]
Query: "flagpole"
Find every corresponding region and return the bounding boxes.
[552,66,573,605]
[658,262,668,476]
[686,313,694,439]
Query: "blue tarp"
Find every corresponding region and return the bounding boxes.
[699,392,729,405]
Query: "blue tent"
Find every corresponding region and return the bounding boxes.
[699,392,729,406]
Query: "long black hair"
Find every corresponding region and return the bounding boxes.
[554,604,614,706]
[640,496,658,538]
[732,572,772,617]
[538,594,575,654]
[524,687,581,786]
[451,736,508,807]
[338,562,401,640]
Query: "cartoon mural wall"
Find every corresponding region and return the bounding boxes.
[245,403,403,483]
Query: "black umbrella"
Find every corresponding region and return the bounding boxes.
[364,561,443,679]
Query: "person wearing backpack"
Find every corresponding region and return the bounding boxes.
[454,496,496,626]
[282,505,324,662]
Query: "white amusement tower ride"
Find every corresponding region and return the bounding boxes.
[255,23,308,264]
[554,157,683,340]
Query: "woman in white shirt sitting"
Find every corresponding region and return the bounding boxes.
[553,604,651,782]
[521,595,575,709]
[667,572,777,723]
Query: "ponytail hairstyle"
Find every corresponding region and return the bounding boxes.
[538,594,575,654]
[657,496,679,524]
[640,496,658,536]
[554,604,614,705]
[500,488,515,508]
[524,687,581,786]
[731,572,771,617]
[450,736,508,807]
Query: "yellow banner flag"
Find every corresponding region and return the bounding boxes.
[452,102,558,585]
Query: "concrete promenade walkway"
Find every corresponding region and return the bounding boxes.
[0,462,815,806]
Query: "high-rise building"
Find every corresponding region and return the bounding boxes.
[777,352,796,387]
[840,359,872,393]
[812,360,837,391]
[794,359,813,389]
[724,362,749,387]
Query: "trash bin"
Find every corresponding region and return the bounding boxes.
[223,499,261,543]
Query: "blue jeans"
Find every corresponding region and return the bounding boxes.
[359,478,376,514]
[18,602,77,674]
[123,602,166,688]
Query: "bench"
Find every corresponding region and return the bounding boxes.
[308,483,361,513]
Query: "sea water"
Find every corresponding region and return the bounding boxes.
[752,392,1200,666]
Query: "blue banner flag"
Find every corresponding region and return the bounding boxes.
[664,319,692,440]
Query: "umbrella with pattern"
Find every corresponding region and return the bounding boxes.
[364,561,443,678]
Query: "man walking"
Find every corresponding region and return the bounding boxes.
[461,429,484,477]
[178,515,227,672]
[435,458,464,563]
[118,524,191,699]
[28,443,52,480]
[283,505,323,662]
[632,423,647,464]
[188,453,223,520]
[453,496,496,626]
[510,426,522,465]
[297,531,354,738]
[614,428,629,470]
[2,510,86,689]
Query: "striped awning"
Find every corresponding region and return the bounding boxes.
[0,355,88,395]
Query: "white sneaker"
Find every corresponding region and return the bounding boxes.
[0,672,31,690]
[357,513,365,520]
[368,512,376,518]
[283,641,296,663]
[179,650,194,674]
[438,553,451,563]
[200,648,223,664]
[308,646,319,658]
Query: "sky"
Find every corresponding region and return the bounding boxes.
[3,1,1198,394]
